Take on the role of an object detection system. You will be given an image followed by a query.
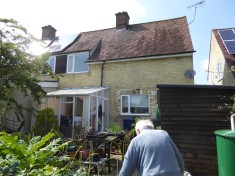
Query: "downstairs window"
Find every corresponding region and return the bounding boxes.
[121,94,150,116]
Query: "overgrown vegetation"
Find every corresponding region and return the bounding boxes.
[224,95,235,116]
[108,123,123,133]
[0,132,87,175]
[216,95,235,118]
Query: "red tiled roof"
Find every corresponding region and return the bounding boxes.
[61,16,194,61]
[213,29,235,78]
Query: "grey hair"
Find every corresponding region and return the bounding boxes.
[135,119,154,131]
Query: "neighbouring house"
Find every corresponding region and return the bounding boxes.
[208,28,235,85]
[40,12,195,137]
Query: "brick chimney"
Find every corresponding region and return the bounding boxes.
[41,25,57,40]
[115,12,130,30]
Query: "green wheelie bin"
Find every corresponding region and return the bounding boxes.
[214,130,235,176]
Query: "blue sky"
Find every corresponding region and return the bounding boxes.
[1,0,234,84]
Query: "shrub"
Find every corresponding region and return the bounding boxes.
[32,108,59,136]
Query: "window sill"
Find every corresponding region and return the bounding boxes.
[121,113,150,116]
[66,71,89,74]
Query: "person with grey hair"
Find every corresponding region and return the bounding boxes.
[119,119,185,176]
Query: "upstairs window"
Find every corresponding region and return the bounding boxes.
[67,52,89,73]
[121,95,150,116]
[47,56,56,73]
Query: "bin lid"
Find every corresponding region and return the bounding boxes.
[214,130,235,138]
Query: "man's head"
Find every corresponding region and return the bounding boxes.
[135,119,154,135]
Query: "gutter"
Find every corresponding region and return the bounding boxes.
[87,52,195,64]
[101,61,106,87]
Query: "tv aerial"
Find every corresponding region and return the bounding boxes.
[184,69,196,78]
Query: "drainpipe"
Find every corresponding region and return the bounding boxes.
[101,61,106,87]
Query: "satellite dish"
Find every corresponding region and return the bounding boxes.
[184,69,196,78]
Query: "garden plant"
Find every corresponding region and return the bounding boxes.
[0,132,87,175]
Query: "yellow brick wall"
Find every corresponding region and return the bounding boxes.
[45,56,194,126]
[103,57,193,88]
[102,57,193,124]
[58,64,101,88]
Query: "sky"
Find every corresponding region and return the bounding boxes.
[0,0,234,85]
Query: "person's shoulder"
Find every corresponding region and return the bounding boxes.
[152,129,170,136]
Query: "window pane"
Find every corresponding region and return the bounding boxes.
[65,97,73,102]
[75,97,83,116]
[65,103,73,116]
[74,53,88,72]
[130,95,148,107]
[48,57,55,72]
[122,96,128,113]
[130,95,149,114]
[67,56,73,72]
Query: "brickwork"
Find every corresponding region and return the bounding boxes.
[41,25,56,40]
[115,11,130,29]
[58,64,101,88]
[101,57,193,123]
[55,56,194,125]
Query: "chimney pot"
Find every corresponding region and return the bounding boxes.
[115,11,130,30]
[41,25,57,40]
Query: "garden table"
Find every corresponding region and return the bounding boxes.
[86,133,126,173]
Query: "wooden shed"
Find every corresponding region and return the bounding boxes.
[156,84,235,176]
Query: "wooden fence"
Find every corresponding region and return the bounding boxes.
[157,84,235,176]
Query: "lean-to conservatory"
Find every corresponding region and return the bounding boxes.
[44,87,109,138]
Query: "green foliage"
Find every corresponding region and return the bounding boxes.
[216,95,235,118]
[0,18,59,124]
[108,123,122,133]
[32,108,59,136]
[130,117,140,136]
[0,132,88,175]
[0,132,76,175]
[225,95,235,115]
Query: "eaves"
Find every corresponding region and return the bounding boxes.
[86,51,195,64]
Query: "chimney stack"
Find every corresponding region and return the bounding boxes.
[41,25,57,40]
[115,12,130,30]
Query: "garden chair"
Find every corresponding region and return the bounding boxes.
[81,140,108,175]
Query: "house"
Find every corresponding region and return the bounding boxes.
[208,28,235,85]
[41,12,195,137]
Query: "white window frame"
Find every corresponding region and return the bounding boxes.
[48,56,56,73]
[121,94,150,116]
[67,52,89,73]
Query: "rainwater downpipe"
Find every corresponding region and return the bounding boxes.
[231,113,235,131]
[101,61,106,87]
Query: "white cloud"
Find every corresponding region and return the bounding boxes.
[201,59,209,71]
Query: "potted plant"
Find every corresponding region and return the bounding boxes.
[106,122,125,136]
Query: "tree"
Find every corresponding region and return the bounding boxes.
[0,18,58,126]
